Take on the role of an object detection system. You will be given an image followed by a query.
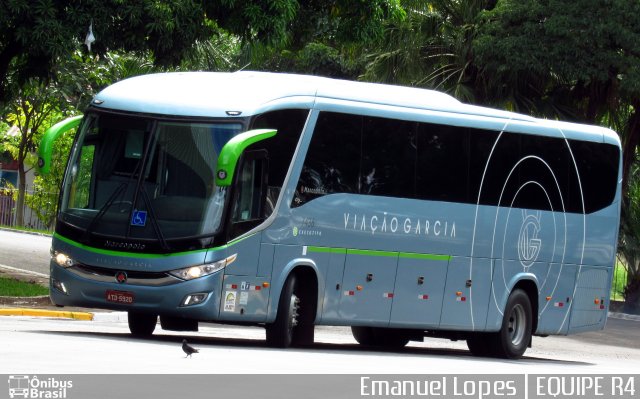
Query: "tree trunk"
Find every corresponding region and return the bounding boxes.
[622,100,640,196]
[15,164,26,227]
[623,276,640,314]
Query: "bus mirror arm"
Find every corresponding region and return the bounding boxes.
[215,129,277,187]
[38,115,83,175]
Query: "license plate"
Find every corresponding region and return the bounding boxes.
[105,290,135,304]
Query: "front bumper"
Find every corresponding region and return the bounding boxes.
[49,261,224,320]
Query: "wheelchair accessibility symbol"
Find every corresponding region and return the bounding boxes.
[131,210,147,227]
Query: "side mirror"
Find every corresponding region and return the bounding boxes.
[38,115,83,175]
[215,129,276,187]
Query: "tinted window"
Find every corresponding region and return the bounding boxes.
[416,123,474,203]
[250,109,309,214]
[569,140,619,213]
[251,109,309,190]
[293,112,361,206]
[361,116,416,197]
[294,111,619,214]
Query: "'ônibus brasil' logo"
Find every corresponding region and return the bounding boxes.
[518,210,542,267]
[8,375,73,398]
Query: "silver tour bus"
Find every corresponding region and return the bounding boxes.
[40,72,621,358]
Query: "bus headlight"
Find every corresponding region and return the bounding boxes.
[53,251,75,268]
[169,254,237,281]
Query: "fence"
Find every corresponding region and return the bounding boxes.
[0,185,56,232]
[611,256,629,302]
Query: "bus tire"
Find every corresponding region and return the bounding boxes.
[351,326,376,346]
[128,312,157,337]
[493,289,532,359]
[466,333,494,357]
[351,327,409,348]
[266,273,314,348]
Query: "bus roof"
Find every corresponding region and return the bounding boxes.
[92,71,619,146]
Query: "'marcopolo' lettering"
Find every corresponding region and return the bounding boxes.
[104,240,146,251]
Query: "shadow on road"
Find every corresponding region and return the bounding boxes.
[29,329,593,367]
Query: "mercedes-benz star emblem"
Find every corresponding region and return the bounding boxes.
[115,271,128,284]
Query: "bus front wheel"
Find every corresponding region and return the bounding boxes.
[351,326,410,348]
[128,312,157,337]
[266,273,314,348]
[466,333,494,357]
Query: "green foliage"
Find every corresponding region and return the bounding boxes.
[611,259,628,301]
[361,0,493,103]
[178,34,241,72]
[474,0,640,119]
[0,1,200,102]
[26,111,76,229]
[249,42,359,78]
[239,0,403,78]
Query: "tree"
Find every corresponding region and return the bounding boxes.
[474,0,640,189]
[473,0,640,310]
[0,1,201,103]
[361,0,497,103]
[1,76,78,227]
[1,0,335,105]
[618,162,640,313]
[23,109,74,229]
[240,0,404,79]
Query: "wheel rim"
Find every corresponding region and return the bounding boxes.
[287,293,300,334]
[507,303,526,347]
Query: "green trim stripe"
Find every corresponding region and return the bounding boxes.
[307,246,346,254]
[348,248,397,257]
[307,246,450,261]
[399,252,451,261]
[53,233,239,259]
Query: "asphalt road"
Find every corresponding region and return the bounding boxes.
[1,228,639,376]
[0,229,52,275]
[1,316,639,375]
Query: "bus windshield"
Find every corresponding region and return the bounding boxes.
[59,111,243,245]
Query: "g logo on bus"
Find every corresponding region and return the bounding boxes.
[518,211,541,268]
[115,271,128,284]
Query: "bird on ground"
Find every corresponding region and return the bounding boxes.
[182,339,199,358]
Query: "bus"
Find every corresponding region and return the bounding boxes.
[40,72,621,359]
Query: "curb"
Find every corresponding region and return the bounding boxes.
[0,308,94,320]
[0,306,128,322]
[608,311,640,321]
[0,226,52,237]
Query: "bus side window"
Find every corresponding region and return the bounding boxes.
[229,150,268,238]
[250,109,309,211]
[292,112,361,207]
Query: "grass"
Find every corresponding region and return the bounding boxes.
[0,277,49,297]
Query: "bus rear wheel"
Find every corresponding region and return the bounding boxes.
[266,273,315,348]
[128,312,157,337]
[493,289,532,359]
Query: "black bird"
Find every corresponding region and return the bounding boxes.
[182,339,199,358]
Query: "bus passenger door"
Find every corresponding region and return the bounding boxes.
[389,256,448,328]
[219,151,270,322]
[339,250,398,325]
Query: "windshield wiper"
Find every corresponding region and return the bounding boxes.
[81,182,127,243]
